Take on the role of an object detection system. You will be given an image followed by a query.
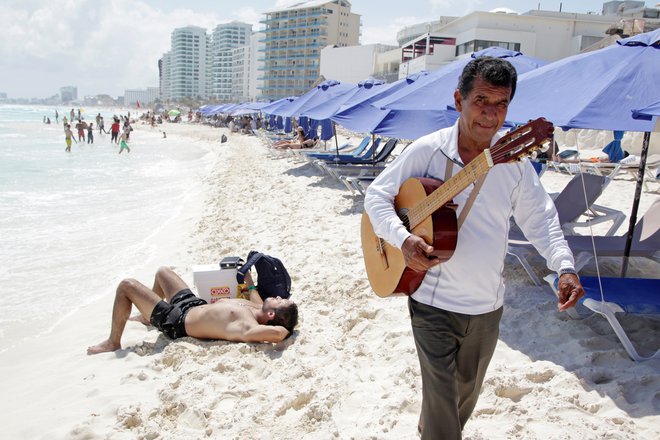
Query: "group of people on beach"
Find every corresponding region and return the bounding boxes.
[88,58,585,440]
[60,110,133,154]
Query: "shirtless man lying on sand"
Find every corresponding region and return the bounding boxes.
[88,267,298,354]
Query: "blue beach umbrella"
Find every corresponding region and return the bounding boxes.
[269,80,355,118]
[260,96,298,115]
[300,78,388,150]
[331,71,459,139]
[632,100,660,122]
[602,130,625,163]
[375,47,547,112]
[331,71,431,134]
[506,29,660,131]
[301,78,386,121]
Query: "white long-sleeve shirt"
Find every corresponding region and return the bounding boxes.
[364,120,575,314]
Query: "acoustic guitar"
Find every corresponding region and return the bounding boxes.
[361,118,554,297]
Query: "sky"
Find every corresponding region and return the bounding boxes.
[1,0,621,99]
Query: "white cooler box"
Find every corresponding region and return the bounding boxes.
[192,264,241,303]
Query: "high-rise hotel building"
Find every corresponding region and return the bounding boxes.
[210,22,252,100]
[160,26,210,101]
[258,0,361,100]
[160,23,254,102]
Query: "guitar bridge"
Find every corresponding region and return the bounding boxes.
[376,237,389,269]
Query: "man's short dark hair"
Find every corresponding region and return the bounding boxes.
[457,57,517,100]
[268,302,298,336]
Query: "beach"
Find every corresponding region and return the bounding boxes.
[1,121,659,439]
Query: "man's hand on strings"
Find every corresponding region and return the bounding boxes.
[402,235,440,272]
[557,273,585,311]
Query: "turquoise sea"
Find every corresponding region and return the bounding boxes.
[0,105,218,352]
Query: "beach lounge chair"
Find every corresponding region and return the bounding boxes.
[313,137,382,167]
[563,198,660,271]
[553,173,625,236]
[620,154,660,191]
[578,161,623,178]
[338,167,386,195]
[544,274,660,362]
[507,173,626,285]
[298,135,371,162]
[317,139,398,179]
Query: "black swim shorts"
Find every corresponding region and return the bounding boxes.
[149,289,207,340]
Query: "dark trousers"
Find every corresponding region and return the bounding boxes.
[409,298,503,440]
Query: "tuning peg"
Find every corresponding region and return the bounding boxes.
[539,142,550,153]
[528,150,538,160]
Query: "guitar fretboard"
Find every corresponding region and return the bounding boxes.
[406,150,493,230]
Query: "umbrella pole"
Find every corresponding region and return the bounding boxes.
[372,133,376,165]
[333,122,339,156]
[620,131,650,277]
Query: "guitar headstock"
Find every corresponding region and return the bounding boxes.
[490,118,554,165]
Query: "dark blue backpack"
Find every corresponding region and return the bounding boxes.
[236,251,291,300]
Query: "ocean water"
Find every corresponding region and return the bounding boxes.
[0,105,218,352]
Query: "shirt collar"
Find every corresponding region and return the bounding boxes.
[445,117,506,167]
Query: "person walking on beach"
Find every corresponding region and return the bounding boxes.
[118,131,130,154]
[363,57,584,440]
[87,267,298,354]
[64,124,76,152]
[87,123,94,144]
[55,110,59,124]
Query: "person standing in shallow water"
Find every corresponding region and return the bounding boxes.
[110,118,120,144]
[64,124,76,152]
[87,123,94,144]
[118,131,130,154]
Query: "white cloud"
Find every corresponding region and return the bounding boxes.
[428,0,484,15]
[273,0,301,8]
[231,6,262,29]
[361,16,425,46]
[0,0,223,98]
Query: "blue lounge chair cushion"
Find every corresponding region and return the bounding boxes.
[571,276,660,315]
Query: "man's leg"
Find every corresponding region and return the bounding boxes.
[129,267,187,324]
[409,298,465,440]
[87,279,161,354]
[455,307,503,429]
[152,267,190,302]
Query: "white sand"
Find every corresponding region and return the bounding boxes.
[1,123,658,439]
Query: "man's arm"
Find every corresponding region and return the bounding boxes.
[512,162,584,309]
[243,271,263,306]
[242,324,289,343]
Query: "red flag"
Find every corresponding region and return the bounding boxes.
[136,100,141,109]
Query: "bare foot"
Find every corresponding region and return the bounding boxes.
[129,314,150,326]
[87,339,120,355]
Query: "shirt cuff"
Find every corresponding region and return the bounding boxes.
[394,228,412,249]
[558,267,577,276]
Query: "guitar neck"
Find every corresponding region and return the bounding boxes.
[407,150,494,230]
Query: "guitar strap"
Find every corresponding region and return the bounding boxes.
[444,157,486,230]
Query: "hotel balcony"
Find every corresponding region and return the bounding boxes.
[259,9,327,24]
